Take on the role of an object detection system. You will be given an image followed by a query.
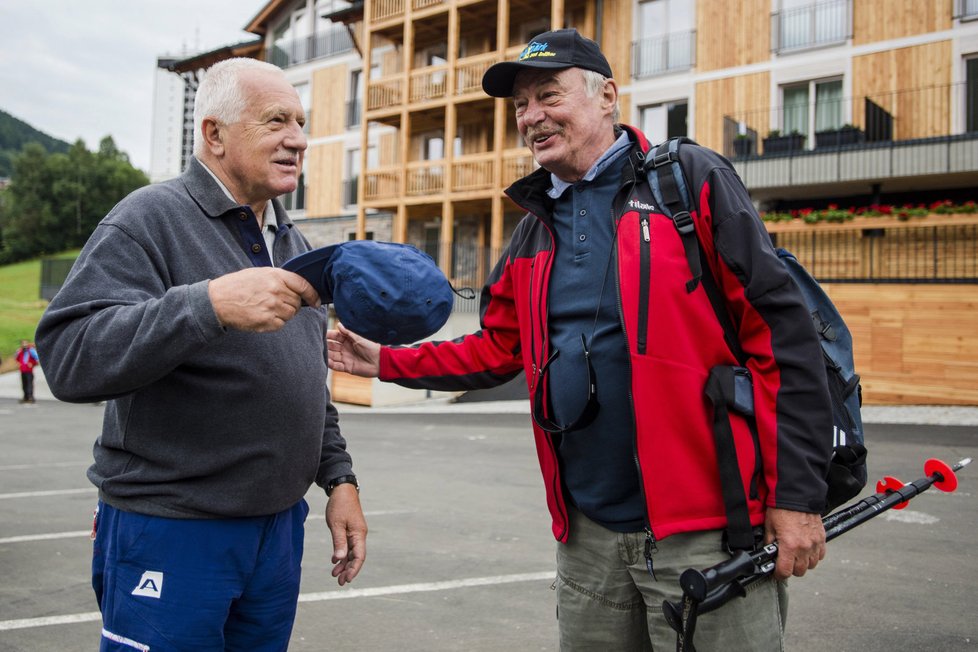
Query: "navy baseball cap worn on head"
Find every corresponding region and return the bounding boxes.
[481,28,613,98]
[282,241,453,345]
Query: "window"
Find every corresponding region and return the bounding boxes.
[344,149,360,207]
[282,172,306,212]
[781,78,843,142]
[967,57,978,133]
[347,70,362,127]
[777,0,848,52]
[294,82,311,134]
[422,133,445,160]
[640,101,688,141]
[633,0,694,78]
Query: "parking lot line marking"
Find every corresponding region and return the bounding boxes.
[0,571,554,631]
[0,530,91,544]
[0,612,101,631]
[0,488,93,500]
[297,571,555,603]
[0,461,89,471]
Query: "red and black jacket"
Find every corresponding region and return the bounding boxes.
[381,125,832,543]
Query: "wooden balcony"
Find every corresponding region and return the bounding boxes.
[765,213,978,282]
[406,160,445,196]
[412,0,446,10]
[370,0,404,22]
[367,76,403,112]
[409,65,449,103]
[364,168,401,202]
[452,153,493,192]
[503,149,536,185]
[455,52,499,96]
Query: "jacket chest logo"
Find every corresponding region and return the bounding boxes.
[627,198,656,212]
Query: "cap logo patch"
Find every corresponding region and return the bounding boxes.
[519,41,556,61]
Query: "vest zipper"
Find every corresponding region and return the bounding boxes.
[637,214,651,355]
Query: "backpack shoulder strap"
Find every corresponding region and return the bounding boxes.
[644,138,748,365]
[647,138,702,293]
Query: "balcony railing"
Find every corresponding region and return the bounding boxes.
[409,65,449,103]
[502,149,536,185]
[767,218,978,283]
[367,76,403,111]
[456,52,499,95]
[631,30,696,79]
[364,168,400,201]
[370,0,404,22]
[268,26,354,69]
[412,0,445,10]
[772,0,850,53]
[452,153,493,192]
[724,82,976,159]
[406,161,445,196]
[432,218,978,312]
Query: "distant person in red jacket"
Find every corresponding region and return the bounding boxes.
[15,340,39,404]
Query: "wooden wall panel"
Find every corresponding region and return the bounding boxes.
[305,141,344,216]
[695,72,769,152]
[697,0,770,72]
[853,0,952,46]
[311,64,350,138]
[596,0,633,83]
[823,284,978,405]
[852,41,952,140]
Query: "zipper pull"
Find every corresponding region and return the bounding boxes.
[644,528,657,580]
[641,215,651,242]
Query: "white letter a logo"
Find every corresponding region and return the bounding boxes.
[131,571,164,599]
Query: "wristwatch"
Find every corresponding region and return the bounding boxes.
[326,474,359,496]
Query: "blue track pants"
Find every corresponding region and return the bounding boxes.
[92,499,309,651]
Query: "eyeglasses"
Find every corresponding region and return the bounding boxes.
[532,334,600,433]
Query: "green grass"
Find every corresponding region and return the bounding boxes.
[0,251,78,366]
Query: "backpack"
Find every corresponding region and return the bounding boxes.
[641,137,867,549]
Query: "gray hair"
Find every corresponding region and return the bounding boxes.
[582,69,621,124]
[193,58,285,155]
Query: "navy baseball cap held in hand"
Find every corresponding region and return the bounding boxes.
[283,241,454,345]
[482,28,613,98]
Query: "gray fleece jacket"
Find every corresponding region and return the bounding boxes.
[35,158,353,519]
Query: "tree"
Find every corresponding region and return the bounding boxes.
[0,137,148,264]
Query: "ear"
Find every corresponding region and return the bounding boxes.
[201,117,226,157]
[601,79,619,114]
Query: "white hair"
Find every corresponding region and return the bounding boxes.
[193,58,285,155]
[582,69,621,124]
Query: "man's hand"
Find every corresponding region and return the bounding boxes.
[326,323,381,377]
[325,484,367,586]
[208,268,321,332]
[764,507,826,579]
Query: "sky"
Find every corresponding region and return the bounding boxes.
[1,1,265,173]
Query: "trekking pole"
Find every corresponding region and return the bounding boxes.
[663,457,971,651]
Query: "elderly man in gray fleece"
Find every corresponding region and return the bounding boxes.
[36,57,366,652]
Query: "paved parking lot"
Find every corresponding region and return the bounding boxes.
[1,392,976,651]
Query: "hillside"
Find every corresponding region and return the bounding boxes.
[0,108,72,177]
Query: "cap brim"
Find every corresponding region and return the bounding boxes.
[282,244,341,303]
[482,60,573,97]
